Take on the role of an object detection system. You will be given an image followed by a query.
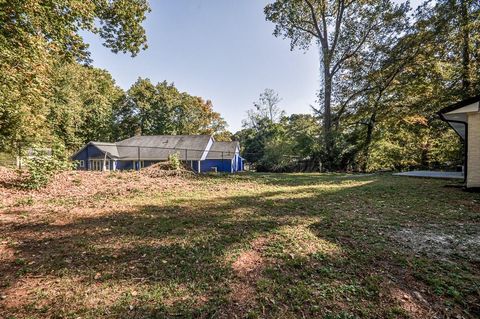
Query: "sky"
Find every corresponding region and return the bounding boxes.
[83,0,424,133]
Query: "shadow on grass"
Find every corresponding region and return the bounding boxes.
[1,174,479,318]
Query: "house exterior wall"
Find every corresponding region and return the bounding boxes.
[236,156,244,172]
[72,140,244,173]
[116,160,161,170]
[201,159,232,173]
[72,144,106,170]
[467,113,480,188]
[116,160,135,170]
[201,155,244,173]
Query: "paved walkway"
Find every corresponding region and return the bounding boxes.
[393,171,464,179]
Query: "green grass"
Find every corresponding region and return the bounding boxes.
[1,173,479,318]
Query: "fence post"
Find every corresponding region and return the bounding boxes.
[16,142,22,169]
[137,146,140,171]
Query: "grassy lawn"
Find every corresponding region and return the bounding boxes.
[0,172,479,318]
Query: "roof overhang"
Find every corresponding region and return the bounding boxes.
[438,95,480,140]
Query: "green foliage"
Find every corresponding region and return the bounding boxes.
[237,96,320,172]
[21,144,74,189]
[168,153,181,171]
[265,0,410,170]
[0,0,150,152]
[113,78,229,139]
[261,0,477,172]
[48,62,124,150]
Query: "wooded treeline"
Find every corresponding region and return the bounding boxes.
[1,0,478,172]
[236,0,478,172]
[0,0,229,154]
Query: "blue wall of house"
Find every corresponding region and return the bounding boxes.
[73,144,162,171]
[200,155,244,173]
[116,160,134,170]
[201,159,233,173]
[72,144,106,170]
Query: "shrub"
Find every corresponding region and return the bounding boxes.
[168,153,181,170]
[20,144,74,189]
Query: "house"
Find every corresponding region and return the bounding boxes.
[71,135,244,173]
[439,95,480,189]
[202,141,244,173]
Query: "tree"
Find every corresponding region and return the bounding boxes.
[48,62,124,149]
[265,0,409,169]
[0,0,150,152]
[281,114,319,161]
[337,0,479,172]
[114,78,229,139]
[237,112,320,172]
[254,88,284,123]
[418,0,480,97]
[243,89,284,128]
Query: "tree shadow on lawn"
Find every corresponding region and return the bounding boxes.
[0,176,479,318]
[209,172,378,187]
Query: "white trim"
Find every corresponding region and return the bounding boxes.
[198,160,201,173]
[200,136,214,161]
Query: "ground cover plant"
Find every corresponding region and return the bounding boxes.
[0,170,479,318]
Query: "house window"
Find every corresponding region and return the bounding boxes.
[89,160,110,171]
[79,160,85,168]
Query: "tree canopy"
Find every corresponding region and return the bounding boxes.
[254,0,478,172]
[114,78,229,140]
[0,0,150,150]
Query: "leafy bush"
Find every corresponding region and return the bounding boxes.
[20,144,74,189]
[168,153,181,170]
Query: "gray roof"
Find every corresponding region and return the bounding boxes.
[206,141,239,160]
[76,135,213,161]
[115,135,211,161]
[91,142,120,158]
[74,136,244,162]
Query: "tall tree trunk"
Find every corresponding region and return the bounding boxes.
[323,68,334,170]
[362,112,377,172]
[460,0,471,95]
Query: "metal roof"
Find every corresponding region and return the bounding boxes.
[206,141,239,160]
[76,135,212,161]
[115,135,212,161]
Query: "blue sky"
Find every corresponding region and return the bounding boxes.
[84,0,424,132]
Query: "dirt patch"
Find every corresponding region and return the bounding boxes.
[389,287,435,318]
[227,237,270,314]
[232,250,264,279]
[392,226,480,261]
